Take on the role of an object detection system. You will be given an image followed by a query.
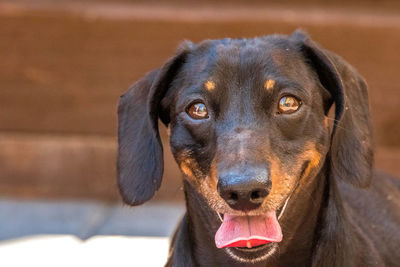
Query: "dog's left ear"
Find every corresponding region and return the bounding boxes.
[117,43,192,205]
[291,30,373,188]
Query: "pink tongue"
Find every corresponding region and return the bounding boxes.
[215,211,282,248]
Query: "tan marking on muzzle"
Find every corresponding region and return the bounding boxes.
[264,79,275,91]
[198,160,231,213]
[166,126,171,137]
[300,143,322,179]
[208,161,218,188]
[324,117,329,128]
[177,152,203,184]
[259,142,323,213]
[180,162,194,178]
[267,157,294,210]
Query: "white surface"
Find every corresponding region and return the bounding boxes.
[0,235,170,267]
[0,198,185,240]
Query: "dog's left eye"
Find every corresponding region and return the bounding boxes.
[278,96,301,114]
[186,102,209,119]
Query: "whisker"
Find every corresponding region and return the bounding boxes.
[325,117,350,132]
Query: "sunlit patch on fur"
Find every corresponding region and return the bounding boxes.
[205,80,216,91]
[270,49,287,67]
[223,129,254,161]
[264,79,275,91]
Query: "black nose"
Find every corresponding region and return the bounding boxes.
[217,167,271,211]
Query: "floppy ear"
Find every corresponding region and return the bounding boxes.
[117,46,190,205]
[291,30,373,187]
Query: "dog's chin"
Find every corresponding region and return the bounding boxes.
[225,242,278,263]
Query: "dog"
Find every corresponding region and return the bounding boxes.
[117,30,400,266]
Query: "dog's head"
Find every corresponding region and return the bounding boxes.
[117,31,373,262]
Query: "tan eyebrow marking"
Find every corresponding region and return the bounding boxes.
[264,79,275,91]
[205,80,216,91]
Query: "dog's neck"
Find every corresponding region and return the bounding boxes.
[172,163,353,267]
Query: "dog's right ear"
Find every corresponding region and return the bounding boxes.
[290,30,373,188]
[117,44,191,205]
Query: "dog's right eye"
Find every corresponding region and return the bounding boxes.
[278,95,301,114]
[186,102,209,120]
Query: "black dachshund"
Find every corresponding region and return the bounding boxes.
[117,31,400,266]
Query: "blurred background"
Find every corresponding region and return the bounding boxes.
[0,0,399,265]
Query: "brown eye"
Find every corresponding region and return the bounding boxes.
[187,102,209,119]
[278,96,301,114]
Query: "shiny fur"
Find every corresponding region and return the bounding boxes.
[117,31,400,266]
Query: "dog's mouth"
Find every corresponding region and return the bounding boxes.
[215,211,282,249]
[214,195,291,253]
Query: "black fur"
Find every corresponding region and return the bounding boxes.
[292,31,373,188]
[117,31,399,266]
[117,43,191,205]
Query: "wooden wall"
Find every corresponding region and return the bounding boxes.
[1,0,399,202]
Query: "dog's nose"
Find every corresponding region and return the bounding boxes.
[217,168,271,211]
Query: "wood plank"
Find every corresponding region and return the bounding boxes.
[0,3,399,147]
[0,133,398,201]
[0,132,184,202]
